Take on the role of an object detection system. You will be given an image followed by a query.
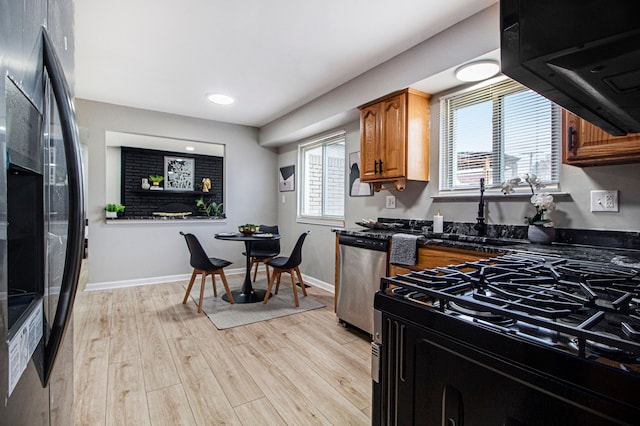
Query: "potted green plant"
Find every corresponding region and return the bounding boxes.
[238,223,259,234]
[105,203,125,219]
[211,201,224,218]
[196,196,224,218]
[148,175,164,190]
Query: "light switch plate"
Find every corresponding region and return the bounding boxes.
[386,195,396,209]
[590,190,619,212]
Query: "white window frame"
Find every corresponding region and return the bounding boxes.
[439,76,562,194]
[297,131,346,227]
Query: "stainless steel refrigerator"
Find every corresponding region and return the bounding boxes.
[1,0,85,424]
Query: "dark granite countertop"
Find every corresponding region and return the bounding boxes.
[334,224,640,269]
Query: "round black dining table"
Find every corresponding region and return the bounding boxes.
[214,232,281,303]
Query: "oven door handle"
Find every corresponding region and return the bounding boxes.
[42,25,85,386]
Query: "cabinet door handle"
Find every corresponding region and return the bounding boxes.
[374,160,379,174]
[379,160,383,174]
[568,126,576,153]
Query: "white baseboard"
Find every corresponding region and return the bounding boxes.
[299,274,334,294]
[85,268,334,294]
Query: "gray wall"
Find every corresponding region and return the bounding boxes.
[271,3,640,290]
[277,113,640,284]
[77,99,278,285]
[77,2,640,289]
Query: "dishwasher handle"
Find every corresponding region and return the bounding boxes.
[339,234,389,251]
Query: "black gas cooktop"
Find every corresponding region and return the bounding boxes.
[382,252,640,373]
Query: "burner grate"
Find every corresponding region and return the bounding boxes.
[382,251,640,357]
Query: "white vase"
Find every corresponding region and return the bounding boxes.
[106,211,117,219]
[528,225,555,244]
[141,178,150,190]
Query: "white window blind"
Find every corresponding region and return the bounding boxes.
[299,131,345,219]
[439,77,561,192]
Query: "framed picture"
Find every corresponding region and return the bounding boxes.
[279,165,295,192]
[164,156,195,191]
[349,151,373,196]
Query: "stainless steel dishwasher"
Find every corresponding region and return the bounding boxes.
[337,234,389,335]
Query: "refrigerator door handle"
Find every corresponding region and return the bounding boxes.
[41,26,85,386]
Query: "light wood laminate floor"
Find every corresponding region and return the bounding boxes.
[73,274,372,425]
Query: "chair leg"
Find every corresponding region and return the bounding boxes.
[265,264,271,283]
[198,270,207,313]
[211,272,218,297]
[251,258,259,282]
[295,267,307,296]
[264,270,279,304]
[183,269,198,304]
[218,270,234,304]
[275,273,282,294]
[290,271,299,307]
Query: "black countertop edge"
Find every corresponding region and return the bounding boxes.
[106,216,225,221]
[333,227,640,268]
[372,218,640,250]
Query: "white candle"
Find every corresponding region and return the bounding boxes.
[433,211,444,234]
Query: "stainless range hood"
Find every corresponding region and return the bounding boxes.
[500,0,640,136]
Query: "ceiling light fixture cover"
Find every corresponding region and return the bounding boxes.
[455,60,500,82]
[207,93,234,105]
[185,146,195,151]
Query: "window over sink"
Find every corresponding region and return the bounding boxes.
[439,76,561,192]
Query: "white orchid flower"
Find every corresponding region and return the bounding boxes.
[503,174,556,225]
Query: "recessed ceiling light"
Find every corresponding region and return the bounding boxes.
[455,60,500,82]
[185,146,195,152]
[207,93,234,105]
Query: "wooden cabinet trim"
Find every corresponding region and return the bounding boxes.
[358,88,430,189]
[388,245,488,276]
[563,110,640,166]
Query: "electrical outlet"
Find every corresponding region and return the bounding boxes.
[590,190,619,212]
[386,195,396,209]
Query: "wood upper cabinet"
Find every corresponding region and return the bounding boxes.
[389,246,488,276]
[358,88,430,191]
[563,110,640,166]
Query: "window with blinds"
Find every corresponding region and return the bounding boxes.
[298,131,345,221]
[439,77,561,192]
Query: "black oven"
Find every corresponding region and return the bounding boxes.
[372,252,640,425]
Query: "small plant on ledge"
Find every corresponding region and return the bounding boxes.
[105,203,125,218]
[148,175,164,186]
[195,195,223,218]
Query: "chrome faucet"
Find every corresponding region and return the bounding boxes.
[474,177,487,236]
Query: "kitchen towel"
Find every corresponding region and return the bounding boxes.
[390,233,423,266]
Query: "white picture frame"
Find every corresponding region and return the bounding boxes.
[164,156,195,191]
[279,165,295,192]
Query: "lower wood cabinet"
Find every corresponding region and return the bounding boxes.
[389,245,488,276]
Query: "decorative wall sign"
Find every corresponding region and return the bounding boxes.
[279,165,295,192]
[349,151,373,197]
[164,156,195,191]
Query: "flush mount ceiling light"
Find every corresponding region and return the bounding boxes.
[185,146,195,152]
[455,60,500,82]
[207,93,234,105]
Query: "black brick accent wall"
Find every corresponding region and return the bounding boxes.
[120,147,223,217]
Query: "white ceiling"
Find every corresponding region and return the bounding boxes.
[75,0,497,129]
